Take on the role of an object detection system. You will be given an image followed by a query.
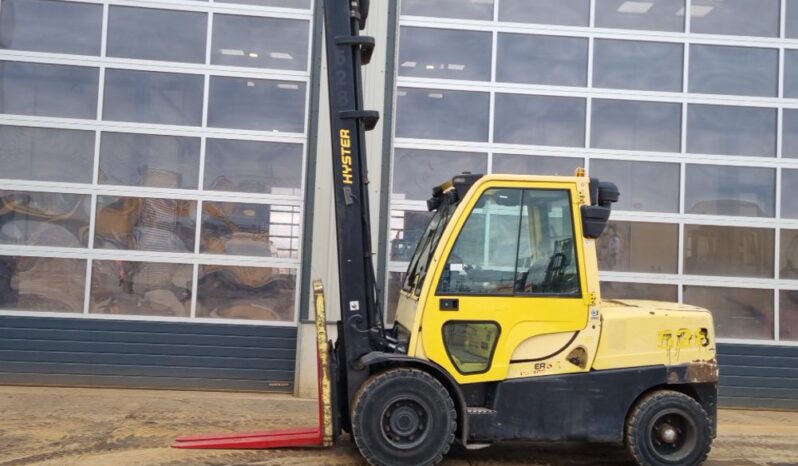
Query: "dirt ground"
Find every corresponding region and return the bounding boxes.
[0,386,796,466]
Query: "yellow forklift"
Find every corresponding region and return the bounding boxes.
[175,1,718,465]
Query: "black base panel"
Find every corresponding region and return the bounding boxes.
[468,366,717,443]
[0,316,297,393]
[717,343,798,410]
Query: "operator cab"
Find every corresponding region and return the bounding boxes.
[393,171,619,353]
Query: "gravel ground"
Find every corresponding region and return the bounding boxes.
[0,386,795,466]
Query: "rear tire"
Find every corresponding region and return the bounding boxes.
[352,368,456,466]
[626,390,712,466]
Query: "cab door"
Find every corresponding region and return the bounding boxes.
[419,182,590,383]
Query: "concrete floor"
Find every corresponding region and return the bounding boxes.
[0,386,796,466]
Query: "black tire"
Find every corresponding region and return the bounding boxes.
[626,390,712,466]
[351,368,457,466]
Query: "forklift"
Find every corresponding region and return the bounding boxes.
[174,1,718,465]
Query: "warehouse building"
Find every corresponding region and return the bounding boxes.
[0,0,795,408]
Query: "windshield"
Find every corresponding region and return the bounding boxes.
[403,196,458,295]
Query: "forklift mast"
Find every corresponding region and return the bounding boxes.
[322,0,387,407]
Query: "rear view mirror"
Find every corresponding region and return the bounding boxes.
[581,179,619,239]
[597,182,619,207]
[581,205,611,239]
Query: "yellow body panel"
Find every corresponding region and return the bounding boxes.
[505,306,603,378]
[395,287,419,331]
[593,300,717,370]
[511,331,577,361]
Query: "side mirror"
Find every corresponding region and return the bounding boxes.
[581,179,619,239]
[581,205,611,239]
[597,182,619,207]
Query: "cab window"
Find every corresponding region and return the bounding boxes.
[437,188,580,297]
[442,321,500,374]
[516,189,580,296]
[438,189,522,295]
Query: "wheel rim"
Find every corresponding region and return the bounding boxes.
[380,396,431,450]
[646,407,698,463]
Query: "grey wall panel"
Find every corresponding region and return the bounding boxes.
[0,328,296,348]
[0,340,294,359]
[718,343,798,409]
[0,316,296,392]
[0,350,296,370]
[0,373,286,392]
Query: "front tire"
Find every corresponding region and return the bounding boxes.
[352,368,456,466]
[626,390,712,466]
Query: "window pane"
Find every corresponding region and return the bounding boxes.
[684,286,774,340]
[497,34,587,87]
[492,154,583,176]
[494,94,585,147]
[90,260,193,317]
[781,169,798,219]
[208,77,306,133]
[788,0,798,38]
[0,61,98,119]
[0,0,102,55]
[107,7,206,63]
[516,190,580,296]
[390,210,433,261]
[215,0,311,9]
[690,0,779,37]
[784,51,798,98]
[95,196,197,253]
[595,0,685,32]
[780,230,798,279]
[598,221,678,274]
[212,15,309,71]
[684,225,774,278]
[99,133,200,189]
[685,165,775,217]
[396,88,489,142]
[0,125,94,184]
[201,202,300,258]
[779,290,798,341]
[438,189,522,295]
[197,265,296,321]
[392,149,487,201]
[784,110,798,158]
[687,105,776,157]
[443,322,500,374]
[0,191,90,247]
[590,160,679,213]
[600,282,678,302]
[402,0,494,20]
[593,40,683,92]
[499,0,589,26]
[591,100,681,152]
[205,139,303,195]
[689,45,777,97]
[0,256,85,313]
[103,69,203,126]
[399,27,492,81]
